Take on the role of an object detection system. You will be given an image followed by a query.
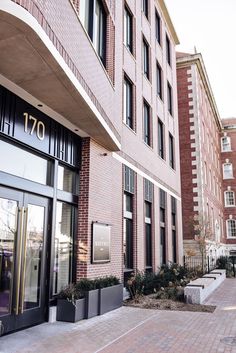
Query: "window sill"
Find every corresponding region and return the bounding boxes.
[223,177,234,180]
[122,121,137,135]
[224,205,236,208]
[155,39,162,51]
[143,73,152,85]
[143,141,153,151]
[221,150,232,153]
[123,44,136,62]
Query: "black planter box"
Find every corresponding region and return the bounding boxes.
[85,289,99,319]
[56,298,85,322]
[99,284,123,315]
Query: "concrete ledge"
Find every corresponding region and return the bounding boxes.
[184,269,226,304]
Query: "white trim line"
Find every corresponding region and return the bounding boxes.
[112,152,181,201]
[94,312,158,353]
[0,0,121,150]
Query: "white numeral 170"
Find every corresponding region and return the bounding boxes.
[23,113,45,141]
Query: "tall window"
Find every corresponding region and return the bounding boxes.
[124,6,133,53]
[221,136,231,152]
[144,179,153,271]
[160,189,166,265]
[227,219,236,238]
[79,0,106,65]
[53,203,75,294]
[171,197,177,263]
[142,0,149,19]
[158,119,164,159]
[124,166,135,271]
[156,62,163,99]
[166,34,171,66]
[223,163,233,179]
[143,101,151,146]
[167,82,173,116]
[169,133,175,169]
[225,190,235,207]
[123,75,133,129]
[155,10,161,44]
[143,38,150,80]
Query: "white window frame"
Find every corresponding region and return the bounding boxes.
[223,163,233,179]
[224,190,235,207]
[226,219,236,238]
[221,136,231,152]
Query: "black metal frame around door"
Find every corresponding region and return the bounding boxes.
[0,186,49,335]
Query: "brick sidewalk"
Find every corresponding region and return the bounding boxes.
[1,279,236,353]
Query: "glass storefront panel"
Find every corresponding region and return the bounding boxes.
[22,204,44,310]
[0,140,48,185]
[53,202,73,294]
[57,165,77,193]
[0,197,17,317]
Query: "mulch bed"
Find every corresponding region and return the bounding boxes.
[124,294,216,313]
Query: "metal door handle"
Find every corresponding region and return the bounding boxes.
[14,207,24,315]
[19,208,28,314]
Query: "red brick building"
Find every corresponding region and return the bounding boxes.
[0,0,183,334]
[177,52,225,258]
[221,118,236,256]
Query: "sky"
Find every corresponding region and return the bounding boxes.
[164,0,236,119]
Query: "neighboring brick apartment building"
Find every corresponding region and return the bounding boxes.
[177,52,225,259]
[221,118,236,256]
[0,0,182,334]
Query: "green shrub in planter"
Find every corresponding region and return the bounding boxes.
[56,284,85,322]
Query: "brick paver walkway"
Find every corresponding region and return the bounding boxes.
[1,279,236,353]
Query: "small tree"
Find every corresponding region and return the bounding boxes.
[190,213,214,273]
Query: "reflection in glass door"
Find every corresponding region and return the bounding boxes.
[0,198,18,317]
[21,204,44,312]
[0,188,48,335]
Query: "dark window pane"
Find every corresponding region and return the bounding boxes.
[160,207,165,223]
[166,34,171,66]
[124,218,133,269]
[156,63,162,99]
[145,201,152,218]
[143,39,150,79]
[124,76,133,129]
[172,230,177,263]
[169,133,175,169]
[158,119,164,158]
[94,0,106,65]
[142,0,149,19]
[124,7,133,53]
[155,10,161,44]
[160,227,166,265]
[143,102,151,145]
[125,193,133,213]
[145,223,152,267]
[167,82,173,115]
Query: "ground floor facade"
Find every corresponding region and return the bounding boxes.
[0,79,183,335]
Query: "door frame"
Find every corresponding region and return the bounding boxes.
[0,186,50,335]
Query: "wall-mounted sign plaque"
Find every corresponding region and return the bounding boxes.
[92,222,111,263]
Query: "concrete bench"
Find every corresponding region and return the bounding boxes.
[184,269,226,304]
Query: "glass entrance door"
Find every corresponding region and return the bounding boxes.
[0,187,48,335]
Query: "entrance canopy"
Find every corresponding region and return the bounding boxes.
[0,0,121,151]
